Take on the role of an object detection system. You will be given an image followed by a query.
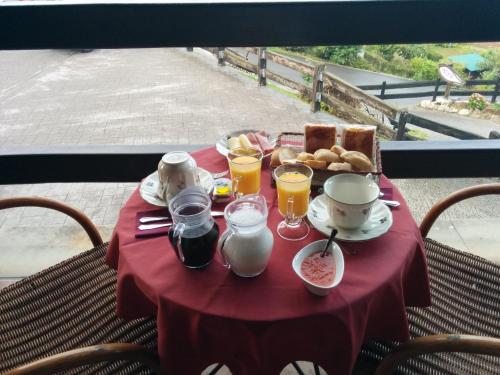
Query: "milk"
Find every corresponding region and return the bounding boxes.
[218,205,274,277]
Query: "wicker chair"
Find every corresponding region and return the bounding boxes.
[357,184,500,374]
[0,197,160,375]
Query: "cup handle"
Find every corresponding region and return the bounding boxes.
[172,222,186,263]
[216,229,233,269]
[286,196,295,223]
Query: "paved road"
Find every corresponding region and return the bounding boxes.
[409,106,500,139]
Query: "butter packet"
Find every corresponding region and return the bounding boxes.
[212,178,232,203]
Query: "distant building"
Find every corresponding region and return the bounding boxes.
[448,53,485,79]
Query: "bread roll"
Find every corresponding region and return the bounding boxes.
[340,151,373,171]
[304,159,327,170]
[304,124,337,154]
[297,152,315,161]
[313,149,341,163]
[330,145,347,156]
[327,162,353,172]
[270,148,281,167]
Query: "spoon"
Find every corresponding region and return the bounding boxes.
[321,228,338,257]
[139,211,225,223]
[380,199,400,208]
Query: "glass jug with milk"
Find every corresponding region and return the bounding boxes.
[217,194,274,277]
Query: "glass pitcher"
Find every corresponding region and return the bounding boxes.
[217,194,274,277]
[168,187,219,269]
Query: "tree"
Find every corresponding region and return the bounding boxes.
[480,51,500,80]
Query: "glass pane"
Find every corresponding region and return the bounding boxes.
[1,44,499,281]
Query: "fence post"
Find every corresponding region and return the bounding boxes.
[395,111,408,140]
[432,79,441,102]
[217,48,225,66]
[380,81,386,100]
[186,47,193,52]
[492,77,499,103]
[311,64,325,112]
[258,47,267,86]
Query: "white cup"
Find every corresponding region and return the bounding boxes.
[323,174,380,229]
[157,151,200,202]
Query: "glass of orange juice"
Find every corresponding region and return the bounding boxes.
[228,148,263,197]
[274,163,313,241]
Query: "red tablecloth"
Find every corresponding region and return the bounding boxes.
[106,146,431,375]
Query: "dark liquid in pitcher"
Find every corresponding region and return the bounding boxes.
[168,205,219,268]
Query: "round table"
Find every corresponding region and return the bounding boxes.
[106,146,430,375]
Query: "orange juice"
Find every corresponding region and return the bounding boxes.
[229,156,261,195]
[276,172,310,217]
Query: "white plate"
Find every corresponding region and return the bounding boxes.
[215,129,277,157]
[307,194,393,242]
[139,168,215,207]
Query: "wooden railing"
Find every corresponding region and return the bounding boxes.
[199,47,397,139]
[197,47,497,141]
[359,79,499,102]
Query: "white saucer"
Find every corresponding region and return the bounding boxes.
[139,168,215,207]
[307,194,393,242]
[215,129,276,157]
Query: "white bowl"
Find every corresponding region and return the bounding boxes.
[292,240,344,296]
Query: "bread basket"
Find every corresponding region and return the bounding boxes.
[272,132,382,188]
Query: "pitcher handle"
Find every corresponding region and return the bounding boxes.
[172,222,186,263]
[216,229,233,269]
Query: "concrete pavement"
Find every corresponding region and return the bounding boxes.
[0,48,498,283]
[409,106,500,139]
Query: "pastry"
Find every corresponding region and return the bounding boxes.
[340,151,373,171]
[330,145,346,156]
[238,134,253,150]
[304,124,337,154]
[341,126,375,159]
[227,137,241,151]
[327,162,352,172]
[278,147,298,164]
[304,159,327,170]
[297,152,315,161]
[313,149,341,163]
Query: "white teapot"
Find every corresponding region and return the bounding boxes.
[217,194,274,277]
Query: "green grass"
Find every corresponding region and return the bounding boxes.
[267,81,301,100]
[430,44,487,58]
[490,103,500,110]
[407,128,428,140]
[236,66,302,100]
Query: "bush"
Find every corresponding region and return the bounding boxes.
[480,51,500,80]
[468,93,487,111]
[376,44,441,62]
[409,57,439,80]
[284,46,307,53]
[309,46,362,65]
